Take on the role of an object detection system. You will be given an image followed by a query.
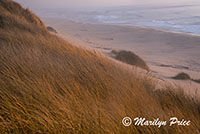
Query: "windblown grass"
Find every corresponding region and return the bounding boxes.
[111,50,149,71]
[0,0,200,134]
[193,79,200,84]
[173,72,200,84]
[47,26,57,33]
[173,72,191,80]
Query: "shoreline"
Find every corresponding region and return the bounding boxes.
[82,22,200,38]
[122,24,200,37]
[44,17,200,38]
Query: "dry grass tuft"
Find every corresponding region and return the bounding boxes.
[47,26,57,33]
[173,72,191,80]
[173,72,200,84]
[0,1,200,134]
[193,79,200,84]
[112,50,149,71]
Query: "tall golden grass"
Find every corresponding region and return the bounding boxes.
[0,0,200,133]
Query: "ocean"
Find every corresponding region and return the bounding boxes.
[36,2,200,35]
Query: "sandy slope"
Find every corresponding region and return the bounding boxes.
[42,17,200,97]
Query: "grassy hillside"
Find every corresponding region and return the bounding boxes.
[0,0,200,133]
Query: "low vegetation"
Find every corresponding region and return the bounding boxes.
[111,50,149,71]
[193,79,200,84]
[47,26,57,33]
[0,0,200,134]
[173,72,191,80]
[173,72,200,84]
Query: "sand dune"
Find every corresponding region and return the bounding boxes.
[1,1,200,133]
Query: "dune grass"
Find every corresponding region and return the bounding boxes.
[173,72,191,80]
[47,26,57,33]
[173,72,200,84]
[193,79,200,84]
[0,0,200,133]
[111,50,149,71]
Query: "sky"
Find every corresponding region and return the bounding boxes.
[14,0,198,9]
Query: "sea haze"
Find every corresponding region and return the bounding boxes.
[36,2,200,35]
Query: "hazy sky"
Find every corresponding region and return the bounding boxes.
[15,0,197,9]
